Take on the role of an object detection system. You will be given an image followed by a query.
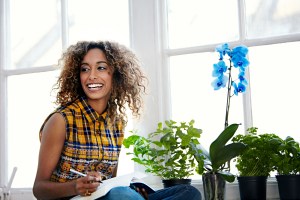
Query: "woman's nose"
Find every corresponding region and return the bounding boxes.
[89,69,98,80]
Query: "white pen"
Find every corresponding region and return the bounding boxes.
[70,168,87,177]
[70,168,102,183]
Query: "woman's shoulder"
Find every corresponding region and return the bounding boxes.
[55,99,82,115]
[39,100,82,136]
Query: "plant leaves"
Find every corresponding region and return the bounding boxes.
[218,171,235,182]
[122,135,141,148]
[210,123,239,163]
[212,143,246,170]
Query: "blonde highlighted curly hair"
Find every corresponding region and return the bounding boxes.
[53,40,147,124]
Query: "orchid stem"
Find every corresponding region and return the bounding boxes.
[224,60,232,129]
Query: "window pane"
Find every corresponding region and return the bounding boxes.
[245,0,300,38]
[68,0,129,45]
[250,42,300,139]
[7,71,59,188]
[167,0,239,49]
[170,53,245,152]
[10,0,62,69]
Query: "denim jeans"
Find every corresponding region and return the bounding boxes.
[97,185,201,200]
[149,184,201,200]
[96,186,144,200]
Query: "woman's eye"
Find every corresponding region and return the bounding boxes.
[97,66,106,70]
[80,66,89,72]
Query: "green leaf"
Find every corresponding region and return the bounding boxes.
[122,135,141,148]
[210,123,239,163]
[218,171,235,182]
[121,119,203,179]
[194,143,210,161]
[212,143,246,170]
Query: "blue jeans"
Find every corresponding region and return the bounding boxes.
[149,185,201,200]
[96,186,144,200]
[97,185,201,200]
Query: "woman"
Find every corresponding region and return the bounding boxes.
[33,40,201,200]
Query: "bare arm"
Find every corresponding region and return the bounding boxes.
[33,113,100,199]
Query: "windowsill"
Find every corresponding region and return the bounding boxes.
[146,177,280,200]
[5,178,280,200]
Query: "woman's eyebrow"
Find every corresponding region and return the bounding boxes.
[81,61,109,65]
[96,61,109,65]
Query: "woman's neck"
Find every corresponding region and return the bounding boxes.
[87,99,108,114]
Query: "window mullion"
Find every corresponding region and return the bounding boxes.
[0,0,9,187]
[61,0,69,49]
[238,0,252,131]
[237,0,247,41]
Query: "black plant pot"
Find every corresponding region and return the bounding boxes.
[276,174,300,200]
[162,178,191,188]
[237,176,267,200]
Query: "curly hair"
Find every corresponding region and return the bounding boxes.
[53,40,147,124]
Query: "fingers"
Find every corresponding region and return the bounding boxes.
[84,189,92,196]
[76,175,100,196]
[87,171,102,181]
[136,187,148,200]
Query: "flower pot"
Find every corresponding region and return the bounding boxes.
[202,173,226,200]
[276,174,300,200]
[162,178,191,188]
[237,176,267,200]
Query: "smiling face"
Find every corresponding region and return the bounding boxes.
[80,48,113,110]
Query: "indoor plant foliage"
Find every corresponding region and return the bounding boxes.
[273,136,300,199]
[191,123,246,200]
[122,120,203,180]
[199,42,250,182]
[231,127,289,200]
[232,127,282,177]
[192,123,246,182]
[196,42,249,200]
[273,136,300,175]
[212,43,250,128]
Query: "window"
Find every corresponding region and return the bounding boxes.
[10,0,61,69]
[1,0,300,198]
[249,41,300,140]
[1,0,130,189]
[167,0,239,49]
[164,0,300,177]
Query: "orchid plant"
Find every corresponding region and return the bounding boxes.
[192,44,249,182]
[212,43,250,128]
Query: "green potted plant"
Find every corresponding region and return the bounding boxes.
[122,119,203,188]
[232,127,282,200]
[203,42,249,199]
[273,136,300,200]
[192,123,246,200]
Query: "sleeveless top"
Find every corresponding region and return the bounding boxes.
[40,96,124,183]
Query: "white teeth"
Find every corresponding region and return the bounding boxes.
[87,83,103,88]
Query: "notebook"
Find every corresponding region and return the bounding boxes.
[71,172,155,200]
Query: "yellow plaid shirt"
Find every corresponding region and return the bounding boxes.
[40,96,124,183]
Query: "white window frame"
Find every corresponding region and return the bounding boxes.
[130,0,300,199]
[1,0,300,199]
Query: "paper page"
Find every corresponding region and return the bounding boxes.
[71,172,148,200]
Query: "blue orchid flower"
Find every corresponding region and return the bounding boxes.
[212,43,250,128]
[232,82,246,96]
[231,54,250,69]
[231,45,248,57]
[212,75,228,90]
[212,60,228,77]
[215,43,231,60]
[238,71,248,85]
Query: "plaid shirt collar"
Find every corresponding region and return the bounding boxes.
[76,96,108,123]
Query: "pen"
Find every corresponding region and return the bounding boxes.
[70,168,103,183]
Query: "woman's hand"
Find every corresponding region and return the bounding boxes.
[75,172,101,196]
[135,187,149,200]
